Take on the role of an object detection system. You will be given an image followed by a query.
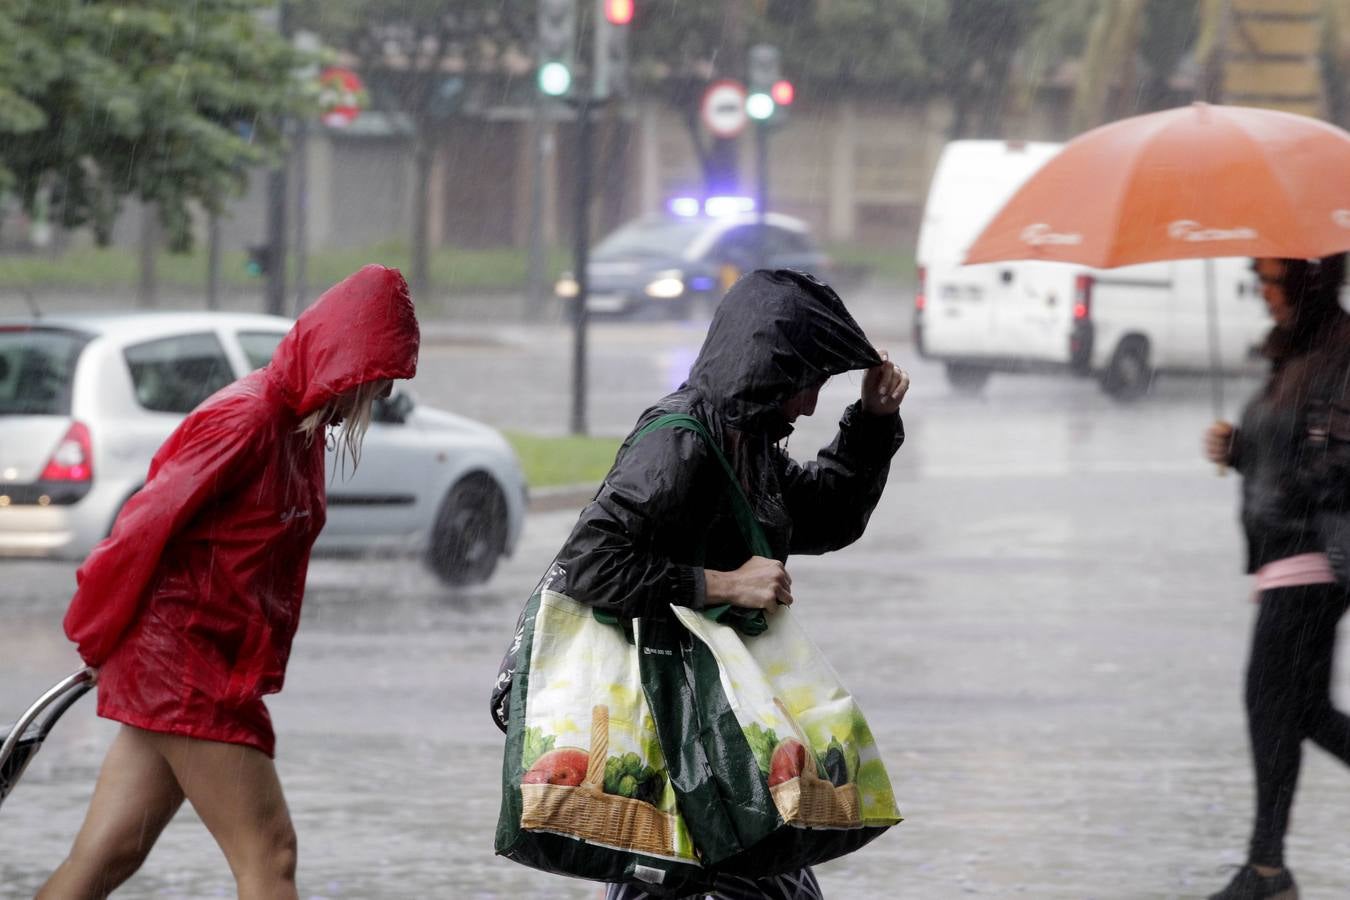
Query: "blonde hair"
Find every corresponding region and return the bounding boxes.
[297,379,389,479]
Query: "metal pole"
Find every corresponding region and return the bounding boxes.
[263,0,290,317]
[138,204,159,309]
[206,213,221,310]
[755,120,768,270]
[570,97,593,436]
[293,119,309,316]
[527,93,550,318]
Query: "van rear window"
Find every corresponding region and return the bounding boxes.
[0,327,91,416]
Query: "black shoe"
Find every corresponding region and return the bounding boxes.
[1207,865,1298,900]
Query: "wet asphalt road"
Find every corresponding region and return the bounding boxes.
[3,298,1350,898]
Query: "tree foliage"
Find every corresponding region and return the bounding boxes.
[0,0,309,251]
[290,1,535,122]
[289,0,534,290]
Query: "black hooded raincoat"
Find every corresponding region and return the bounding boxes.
[493,269,903,731]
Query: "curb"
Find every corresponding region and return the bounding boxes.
[528,483,598,514]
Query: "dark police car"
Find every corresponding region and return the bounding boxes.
[555,199,829,319]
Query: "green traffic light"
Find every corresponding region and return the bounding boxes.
[538,61,572,97]
[746,92,775,121]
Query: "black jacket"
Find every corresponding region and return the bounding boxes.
[547,269,904,619]
[1233,308,1350,572]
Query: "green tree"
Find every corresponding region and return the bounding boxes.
[0,1,308,251]
[932,0,1044,139]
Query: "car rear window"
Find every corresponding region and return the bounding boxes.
[237,330,286,370]
[124,332,235,414]
[0,326,91,416]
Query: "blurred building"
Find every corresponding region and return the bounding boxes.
[84,85,1081,263]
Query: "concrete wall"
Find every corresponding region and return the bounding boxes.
[70,90,1080,260]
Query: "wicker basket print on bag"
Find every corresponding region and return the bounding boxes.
[520,705,679,858]
[768,699,863,829]
[771,756,862,828]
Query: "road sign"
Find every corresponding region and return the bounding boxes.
[701,80,748,139]
[318,67,367,128]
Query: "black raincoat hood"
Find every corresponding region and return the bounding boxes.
[687,269,881,438]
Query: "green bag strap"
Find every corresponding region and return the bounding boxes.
[593,413,770,634]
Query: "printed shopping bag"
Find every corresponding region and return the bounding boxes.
[660,602,902,875]
[494,588,710,896]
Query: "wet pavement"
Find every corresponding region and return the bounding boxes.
[3,305,1350,898]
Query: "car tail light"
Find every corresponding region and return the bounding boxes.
[41,422,93,482]
[1073,274,1094,320]
[915,265,927,312]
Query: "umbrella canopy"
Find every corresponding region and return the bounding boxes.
[965,103,1350,268]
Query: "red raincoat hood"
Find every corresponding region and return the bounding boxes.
[269,264,420,415]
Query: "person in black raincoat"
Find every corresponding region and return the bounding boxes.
[496,269,908,900]
[1202,253,1350,900]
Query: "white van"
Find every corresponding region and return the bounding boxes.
[913,140,1268,398]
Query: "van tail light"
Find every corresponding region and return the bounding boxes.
[915,265,927,312]
[1073,274,1094,321]
[41,422,93,483]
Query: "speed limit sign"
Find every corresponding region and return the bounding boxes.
[700,80,749,139]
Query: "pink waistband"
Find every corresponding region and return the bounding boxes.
[1254,553,1337,593]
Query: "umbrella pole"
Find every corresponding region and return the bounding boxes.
[1204,257,1229,476]
[1204,257,1224,418]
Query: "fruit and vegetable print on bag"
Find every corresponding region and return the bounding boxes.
[645,600,902,879]
[495,588,708,897]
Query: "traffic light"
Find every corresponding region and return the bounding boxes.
[594,0,632,99]
[603,0,633,24]
[537,0,576,97]
[746,44,780,121]
[245,243,275,277]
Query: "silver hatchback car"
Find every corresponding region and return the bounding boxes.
[0,312,527,586]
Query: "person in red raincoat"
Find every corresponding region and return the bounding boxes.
[38,265,419,900]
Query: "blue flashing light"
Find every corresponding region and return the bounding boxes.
[668,197,701,217]
[689,276,716,292]
[666,195,756,219]
[704,195,755,217]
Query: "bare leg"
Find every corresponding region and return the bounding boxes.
[149,731,300,900]
[37,726,185,900]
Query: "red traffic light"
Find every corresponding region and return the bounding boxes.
[604,0,633,25]
[771,79,795,106]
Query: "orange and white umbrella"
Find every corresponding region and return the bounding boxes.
[964,103,1350,420]
[965,103,1350,268]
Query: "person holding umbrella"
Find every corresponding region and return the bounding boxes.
[1201,253,1350,900]
[961,102,1350,899]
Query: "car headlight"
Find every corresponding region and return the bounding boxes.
[555,275,579,298]
[643,270,685,299]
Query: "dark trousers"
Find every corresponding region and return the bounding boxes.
[1245,583,1350,867]
[604,867,823,900]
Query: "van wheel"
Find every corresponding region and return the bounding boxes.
[945,363,991,394]
[1101,339,1152,401]
[426,475,507,586]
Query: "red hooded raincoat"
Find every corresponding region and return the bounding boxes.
[63,265,419,756]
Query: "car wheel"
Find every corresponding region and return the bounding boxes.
[1100,338,1153,402]
[945,363,991,394]
[426,474,507,587]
